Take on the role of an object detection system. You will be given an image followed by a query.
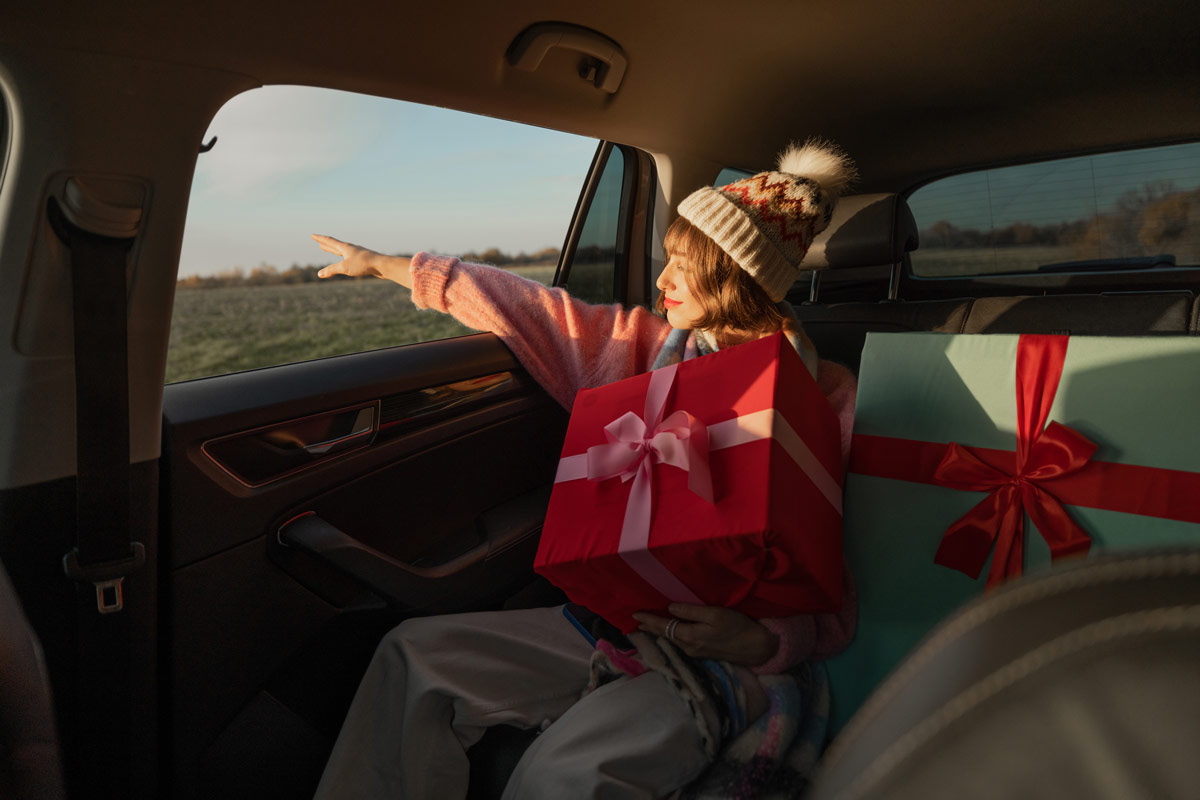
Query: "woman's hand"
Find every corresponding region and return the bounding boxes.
[633,604,779,666]
[311,234,413,289]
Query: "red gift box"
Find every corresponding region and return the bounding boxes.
[534,332,844,633]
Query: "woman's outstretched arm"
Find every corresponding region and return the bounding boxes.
[311,236,673,408]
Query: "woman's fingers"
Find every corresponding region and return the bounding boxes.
[312,234,348,279]
[311,233,345,256]
[309,235,412,288]
[635,606,777,665]
[633,612,698,647]
[668,603,722,624]
[633,611,706,655]
[632,612,671,637]
[312,234,379,279]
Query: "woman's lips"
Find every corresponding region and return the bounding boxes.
[663,298,682,308]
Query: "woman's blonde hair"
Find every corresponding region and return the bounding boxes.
[657,216,787,340]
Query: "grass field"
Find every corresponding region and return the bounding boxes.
[910,246,1070,277]
[165,265,556,383]
[170,248,1077,383]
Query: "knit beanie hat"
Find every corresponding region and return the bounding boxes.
[676,140,856,302]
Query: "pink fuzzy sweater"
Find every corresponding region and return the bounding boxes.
[410,253,858,674]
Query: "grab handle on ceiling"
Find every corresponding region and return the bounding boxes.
[507,22,627,94]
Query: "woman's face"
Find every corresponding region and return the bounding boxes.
[656,251,706,329]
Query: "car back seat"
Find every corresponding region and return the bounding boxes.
[809,548,1200,800]
[0,558,65,800]
[797,193,1200,742]
[960,292,1194,334]
[792,193,1198,374]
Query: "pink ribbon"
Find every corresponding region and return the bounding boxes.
[584,364,711,604]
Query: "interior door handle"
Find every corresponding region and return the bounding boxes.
[507,22,627,93]
[276,485,551,609]
[300,406,375,455]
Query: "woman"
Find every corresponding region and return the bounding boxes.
[312,141,858,799]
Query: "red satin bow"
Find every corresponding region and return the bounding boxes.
[932,335,1095,587]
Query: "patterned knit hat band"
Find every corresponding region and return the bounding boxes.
[675,141,856,303]
[676,187,797,302]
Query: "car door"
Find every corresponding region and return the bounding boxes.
[158,138,654,799]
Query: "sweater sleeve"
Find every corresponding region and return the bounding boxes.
[409,253,672,408]
[752,358,860,675]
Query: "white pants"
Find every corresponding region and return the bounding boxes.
[313,606,709,799]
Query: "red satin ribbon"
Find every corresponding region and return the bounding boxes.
[850,434,1200,524]
[933,335,1098,586]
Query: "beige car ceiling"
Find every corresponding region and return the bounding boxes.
[4,0,1198,189]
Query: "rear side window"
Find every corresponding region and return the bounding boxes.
[169,86,597,383]
[714,167,753,186]
[559,145,624,304]
[908,142,1200,277]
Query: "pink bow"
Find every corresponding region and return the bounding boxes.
[585,363,712,604]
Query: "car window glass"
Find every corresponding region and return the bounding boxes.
[646,165,751,296]
[908,142,1200,277]
[168,85,597,383]
[0,94,8,188]
[559,146,623,304]
[714,167,752,186]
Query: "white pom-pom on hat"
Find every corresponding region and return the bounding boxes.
[776,139,858,198]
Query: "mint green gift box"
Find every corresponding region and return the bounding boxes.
[824,333,1200,732]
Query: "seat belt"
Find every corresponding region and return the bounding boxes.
[48,194,144,797]
[50,194,144,607]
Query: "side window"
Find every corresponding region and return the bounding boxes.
[0,92,8,188]
[168,86,597,383]
[558,144,625,305]
[646,165,751,299]
[714,167,752,186]
[908,142,1200,277]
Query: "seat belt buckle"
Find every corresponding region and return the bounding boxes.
[93,578,126,614]
[63,542,146,614]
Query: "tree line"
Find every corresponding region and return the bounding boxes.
[920,183,1200,259]
[177,247,562,290]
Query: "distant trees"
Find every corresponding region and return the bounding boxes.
[920,219,1088,250]
[920,183,1200,262]
[177,263,332,290]
[178,248,561,289]
[456,246,561,267]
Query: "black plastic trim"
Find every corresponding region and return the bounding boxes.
[555,140,611,288]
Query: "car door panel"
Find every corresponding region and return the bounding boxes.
[160,332,569,795]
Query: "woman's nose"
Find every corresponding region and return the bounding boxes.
[656,267,672,291]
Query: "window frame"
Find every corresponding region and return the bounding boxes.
[169,86,606,383]
[555,141,655,307]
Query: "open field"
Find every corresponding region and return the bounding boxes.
[166,265,555,383]
[171,248,1116,383]
[910,246,1070,277]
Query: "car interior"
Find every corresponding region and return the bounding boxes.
[1,1,1198,798]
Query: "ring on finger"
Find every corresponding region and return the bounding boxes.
[665,619,679,642]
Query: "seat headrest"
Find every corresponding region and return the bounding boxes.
[804,193,919,270]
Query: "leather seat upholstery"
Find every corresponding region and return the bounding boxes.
[809,549,1200,800]
[0,559,65,800]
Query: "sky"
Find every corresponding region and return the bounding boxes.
[179,86,1200,276]
[178,86,599,277]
